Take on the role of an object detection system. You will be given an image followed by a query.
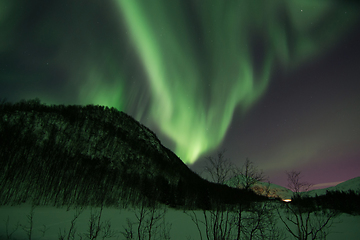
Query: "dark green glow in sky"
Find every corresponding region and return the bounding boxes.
[1,0,359,177]
[114,0,357,163]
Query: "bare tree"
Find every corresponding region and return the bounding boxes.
[204,152,266,190]
[58,206,83,240]
[286,171,312,197]
[241,183,286,240]
[185,206,234,240]
[85,206,104,240]
[204,149,234,184]
[200,150,235,239]
[70,205,118,240]
[199,151,277,240]
[121,202,171,240]
[234,158,266,190]
[278,204,340,240]
[20,205,35,240]
[278,171,340,240]
[184,210,204,240]
[1,216,20,240]
[189,151,288,240]
[230,182,285,240]
[122,218,135,240]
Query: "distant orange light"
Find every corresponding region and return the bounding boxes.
[282,199,292,202]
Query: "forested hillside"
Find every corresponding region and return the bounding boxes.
[0,99,263,209]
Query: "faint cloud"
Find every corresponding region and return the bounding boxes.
[311,181,344,189]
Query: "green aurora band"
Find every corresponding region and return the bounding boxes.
[115,0,357,164]
[1,1,358,165]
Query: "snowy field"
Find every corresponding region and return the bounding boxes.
[0,203,359,240]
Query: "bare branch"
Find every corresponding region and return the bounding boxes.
[286,171,312,195]
[204,149,234,184]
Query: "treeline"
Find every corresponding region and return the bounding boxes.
[290,190,360,215]
[0,99,263,210]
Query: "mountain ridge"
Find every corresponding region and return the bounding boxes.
[229,176,360,200]
[0,99,264,209]
[304,176,360,197]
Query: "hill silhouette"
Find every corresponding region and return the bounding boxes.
[0,99,264,209]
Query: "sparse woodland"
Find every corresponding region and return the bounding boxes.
[0,99,263,209]
[0,99,359,240]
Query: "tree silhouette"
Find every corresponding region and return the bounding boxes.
[286,171,312,197]
[278,171,341,240]
[204,149,234,184]
[229,158,266,191]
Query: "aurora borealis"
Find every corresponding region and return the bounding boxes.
[1,0,360,187]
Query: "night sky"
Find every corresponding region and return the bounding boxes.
[1,0,360,188]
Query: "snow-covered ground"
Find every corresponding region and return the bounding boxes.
[0,204,359,240]
[1,177,359,240]
[0,204,202,240]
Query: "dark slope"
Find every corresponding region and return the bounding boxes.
[0,99,264,209]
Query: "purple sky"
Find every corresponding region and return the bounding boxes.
[1,1,359,189]
[192,25,360,188]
